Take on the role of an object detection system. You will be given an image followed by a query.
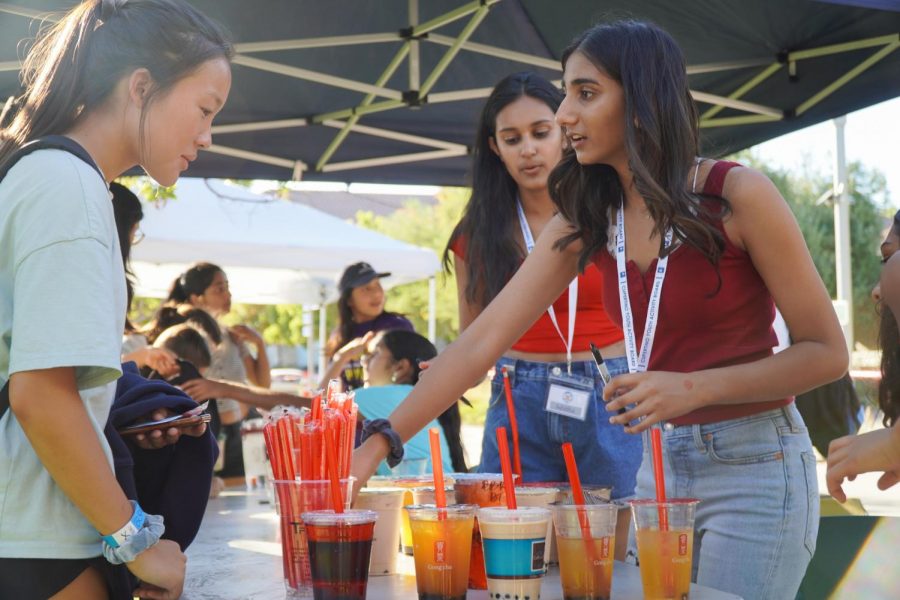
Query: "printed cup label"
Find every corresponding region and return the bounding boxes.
[483,537,546,578]
[601,536,610,559]
[434,540,446,563]
[679,533,688,556]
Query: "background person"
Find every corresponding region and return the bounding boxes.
[321,261,414,390]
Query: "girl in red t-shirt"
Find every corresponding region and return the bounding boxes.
[444,72,640,501]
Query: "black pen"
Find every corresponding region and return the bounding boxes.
[589,342,612,385]
[590,342,627,415]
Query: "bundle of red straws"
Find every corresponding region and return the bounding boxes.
[262,382,359,591]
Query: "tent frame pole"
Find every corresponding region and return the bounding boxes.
[701,63,783,121]
[232,54,404,100]
[321,148,466,173]
[234,33,399,53]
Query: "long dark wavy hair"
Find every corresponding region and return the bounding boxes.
[0,0,232,169]
[110,182,143,332]
[380,330,469,473]
[879,299,900,428]
[549,20,730,273]
[443,72,563,308]
[327,284,404,358]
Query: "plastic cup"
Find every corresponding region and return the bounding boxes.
[453,473,519,590]
[477,506,550,600]
[240,418,268,489]
[273,479,355,598]
[351,488,405,576]
[389,456,428,476]
[368,475,452,555]
[406,504,477,600]
[515,486,559,566]
[630,499,700,600]
[301,509,378,600]
[552,503,619,600]
[412,486,458,506]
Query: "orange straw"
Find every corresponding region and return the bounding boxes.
[561,443,600,564]
[496,427,518,510]
[429,428,447,521]
[501,367,523,478]
[324,427,344,513]
[650,428,669,530]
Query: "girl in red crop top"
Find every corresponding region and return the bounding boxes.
[443,72,641,500]
[354,21,847,600]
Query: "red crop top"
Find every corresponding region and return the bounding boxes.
[592,161,790,425]
[450,235,623,353]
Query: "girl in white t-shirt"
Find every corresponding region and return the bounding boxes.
[0,1,232,598]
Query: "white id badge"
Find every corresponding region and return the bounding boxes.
[545,373,593,421]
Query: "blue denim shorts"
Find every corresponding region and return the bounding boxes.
[626,404,819,600]
[477,356,642,499]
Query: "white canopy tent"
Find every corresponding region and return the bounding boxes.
[130,178,440,379]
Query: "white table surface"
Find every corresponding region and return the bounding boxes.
[183,488,742,599]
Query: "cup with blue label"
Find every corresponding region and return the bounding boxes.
[478,506,550,600]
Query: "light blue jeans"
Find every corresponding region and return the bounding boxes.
[478,356,642,499]
[626,404,819,600]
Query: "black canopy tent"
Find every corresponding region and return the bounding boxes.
[0,0,898,186]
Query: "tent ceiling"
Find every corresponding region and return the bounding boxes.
[1,0,898,185]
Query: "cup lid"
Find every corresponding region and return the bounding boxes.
[301,509,378,525]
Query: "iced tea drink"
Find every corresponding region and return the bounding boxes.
[552,503,619,600]
[453,473,517,589]
[406,504,476,600]
[302,509,378,600]
[630,499,699,600]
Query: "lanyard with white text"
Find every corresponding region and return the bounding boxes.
[615,207,673,374]
[516,199,578,373]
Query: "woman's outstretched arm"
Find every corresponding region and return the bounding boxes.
[352,215,581,483]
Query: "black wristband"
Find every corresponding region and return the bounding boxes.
[360,418,404,468]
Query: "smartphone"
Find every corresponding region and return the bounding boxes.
[118,412,211,436]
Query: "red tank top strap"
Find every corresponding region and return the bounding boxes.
[702,160,742,197]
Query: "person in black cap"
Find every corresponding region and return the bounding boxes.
[321,262,414,390]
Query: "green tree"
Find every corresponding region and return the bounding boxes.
[354,188,470,343]
[733,151,890,348]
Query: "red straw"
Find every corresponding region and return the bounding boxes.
[561,442,600,566]
[324,427,344,513]
[496,427,518,510]
[501,367,523,478]
[650,428,669,530]
[429,428,447,513]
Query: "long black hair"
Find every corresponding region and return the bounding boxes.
[328,281,403,358]
[110,181,143,332]
[0,0,232,168]
[167,262,223,304]
[549,20,730,273]
[380,330,468,473]
[443,72,563,309]
[879,301,900,428]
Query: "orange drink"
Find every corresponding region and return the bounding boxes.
[552,503,618,600]
[453,473,517,589]
[634,528,693,599]
[630,498,700,600]
[406,504,476,600]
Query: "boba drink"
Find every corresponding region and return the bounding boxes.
[406,504,476,600]
[478,506,549,600]
[302,510,377,600]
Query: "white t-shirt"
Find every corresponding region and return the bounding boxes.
[0,148,126,558]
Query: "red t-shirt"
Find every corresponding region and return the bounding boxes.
[592,161,791,425]
[450,235,623,353]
